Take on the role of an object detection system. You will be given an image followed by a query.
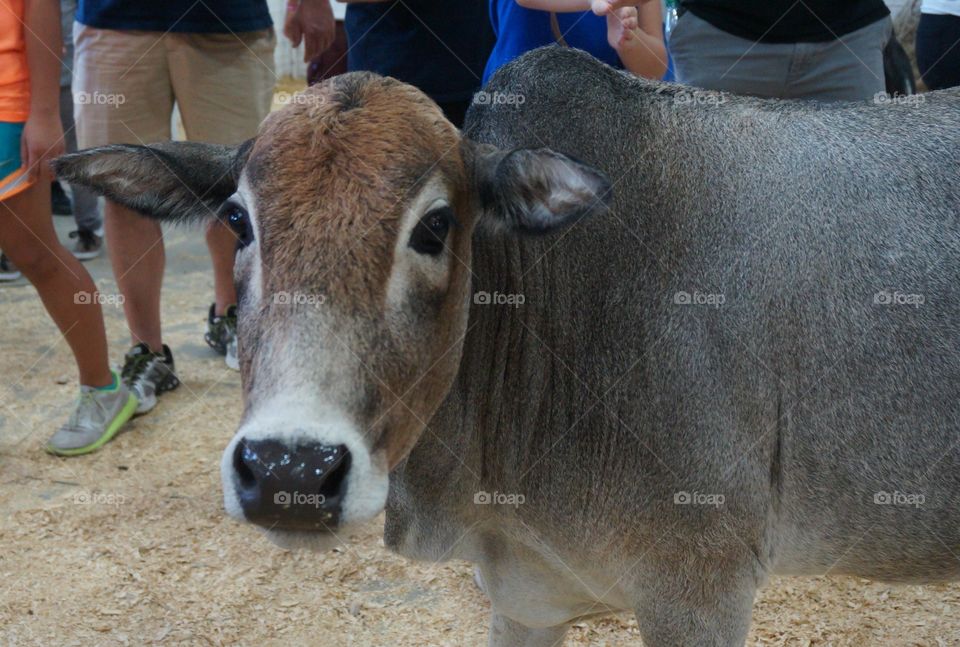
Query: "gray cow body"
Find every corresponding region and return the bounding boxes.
[385,47,960,644]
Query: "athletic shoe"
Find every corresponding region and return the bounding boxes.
[69,229,103,261]
[0,253,21,281]
[46,371,138,456]
[121,343,180,414]
[205,303,239,370]
[51,181,72,216]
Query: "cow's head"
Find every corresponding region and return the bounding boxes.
[55,73,610,548]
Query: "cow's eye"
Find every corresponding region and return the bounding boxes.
[222,204,254,250]
[409,206,455,256]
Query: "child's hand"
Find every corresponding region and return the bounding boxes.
[283,0,336,62]
[21,111,64,182]
[592,0,640,16]
[606,5,641,50]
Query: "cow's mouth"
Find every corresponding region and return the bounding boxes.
[259,528,346,552]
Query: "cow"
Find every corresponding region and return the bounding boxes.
[55,46,960,646]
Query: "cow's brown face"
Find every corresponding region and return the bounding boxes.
[220,77,478,545]
[52,72,610,548]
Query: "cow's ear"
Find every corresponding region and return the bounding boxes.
[470,142,612,235]
[53,140,254,223]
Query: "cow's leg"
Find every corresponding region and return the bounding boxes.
[632,564,758,647]
[488,613,569,647]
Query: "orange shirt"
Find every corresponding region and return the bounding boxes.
[0,0,30,122]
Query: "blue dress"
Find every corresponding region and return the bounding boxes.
[483,1,622,83]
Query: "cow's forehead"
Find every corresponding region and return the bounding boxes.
[246,73,461,192]
[238,74,466,304]
[244,74,465,227]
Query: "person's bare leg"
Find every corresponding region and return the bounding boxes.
[0,182,111,387]
[104,199,164,351]
[206,219,237,315]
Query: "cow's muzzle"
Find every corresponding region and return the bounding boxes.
[232,438,351,530]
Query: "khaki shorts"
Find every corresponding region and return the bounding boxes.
[74,24,276,148]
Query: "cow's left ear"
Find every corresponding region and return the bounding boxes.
[53,140,253,224]
[469,142,612,235]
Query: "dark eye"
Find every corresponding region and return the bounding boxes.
[408,207,455,256]
[222,204,254,250]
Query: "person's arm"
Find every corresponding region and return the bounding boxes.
[22,0,64,181]
[590,0,637,15]
[516,0,592,11]
[517,0,668,79]
[608,2,667,79]
[285,0,337,61]
[517,0,637,12]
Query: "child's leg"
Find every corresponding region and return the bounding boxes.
[0,180,112,388]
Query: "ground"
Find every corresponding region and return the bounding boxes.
[2,86,960,644]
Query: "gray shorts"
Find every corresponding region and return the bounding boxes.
[670,12,892,101]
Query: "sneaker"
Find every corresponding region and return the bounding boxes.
[69,229,103,261]
[51,181,72,216]
[0,253,21,281]
[121,343,180,414]
[46,372,138,456]
[205,303,239,370]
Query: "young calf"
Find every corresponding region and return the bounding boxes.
[57,47,960,647]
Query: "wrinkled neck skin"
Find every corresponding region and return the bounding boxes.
[382,86,677,563]
[383,200,669,562]
[384,228,559,560]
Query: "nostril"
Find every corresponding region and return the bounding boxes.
[318,446,351,500]
[233,440,257,489]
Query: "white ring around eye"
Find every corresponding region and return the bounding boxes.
[425,197,449,212]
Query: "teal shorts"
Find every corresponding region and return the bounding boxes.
[0,121,24,178]
[0,121,28,200]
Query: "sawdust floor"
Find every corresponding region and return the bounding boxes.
[3,114,960,647]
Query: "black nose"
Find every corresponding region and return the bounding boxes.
[233,439,351,530]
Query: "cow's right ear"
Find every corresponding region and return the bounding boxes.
[53,140,253,223]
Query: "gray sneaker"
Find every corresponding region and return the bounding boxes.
[0,253,21,281]
[46,374,138,456]
[205,303,239,370]
[69,229,103,261]
[121,343,180,414]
